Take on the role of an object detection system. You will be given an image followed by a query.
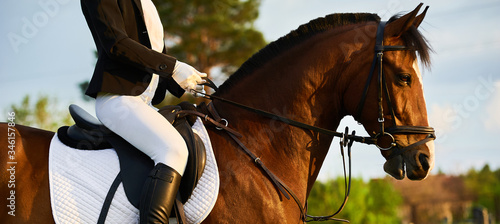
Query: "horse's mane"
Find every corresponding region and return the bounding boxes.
[216,12,431,94]
[216,13,380,94]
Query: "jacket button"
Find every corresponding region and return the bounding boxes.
[159,64,167,70]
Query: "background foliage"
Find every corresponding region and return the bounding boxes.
[8,94,72,132]
[305,165,500,223]
[464,164,500,222]
[308,177,402,223]
[154,0,266,76]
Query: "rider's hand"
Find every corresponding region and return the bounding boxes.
[172,61,207,94]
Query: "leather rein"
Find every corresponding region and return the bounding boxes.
[183,21,436,223]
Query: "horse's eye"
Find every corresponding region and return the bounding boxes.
[398,73,411,85]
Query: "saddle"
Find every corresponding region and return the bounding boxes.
[56,102,206,207]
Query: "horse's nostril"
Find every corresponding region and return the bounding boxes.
[419,153,430,171]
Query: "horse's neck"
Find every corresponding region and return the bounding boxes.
[215,32,350,197]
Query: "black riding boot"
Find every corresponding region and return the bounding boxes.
[139,163,182,224]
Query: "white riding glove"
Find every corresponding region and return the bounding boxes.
[172,61,207,96]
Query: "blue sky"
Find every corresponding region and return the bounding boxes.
[1,0,499,180]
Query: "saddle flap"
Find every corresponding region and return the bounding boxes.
[105,134,153,208]
[173,117,206,203]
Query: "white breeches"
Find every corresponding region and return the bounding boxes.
[95,93,188,175]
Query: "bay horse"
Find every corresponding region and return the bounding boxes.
[0,4,435,223]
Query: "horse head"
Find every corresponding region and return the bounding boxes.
[345,4,435,180]
[215,4,435,184]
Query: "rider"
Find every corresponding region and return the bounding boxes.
[81,0,206,223]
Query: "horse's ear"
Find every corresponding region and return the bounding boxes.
[413,6,429,29]
[385,3,424,38]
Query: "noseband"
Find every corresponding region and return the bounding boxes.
[355,22,436,158]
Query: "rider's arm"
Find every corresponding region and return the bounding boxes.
[81,0,177,78]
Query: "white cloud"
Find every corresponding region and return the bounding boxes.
[428,103,458,141]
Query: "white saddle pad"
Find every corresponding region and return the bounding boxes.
[49,118,219,224]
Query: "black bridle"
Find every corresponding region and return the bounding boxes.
[355,21,436,159]
[192,21,436,223]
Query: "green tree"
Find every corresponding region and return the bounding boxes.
[365,179,402,223]
[8,94,72,132]
[464,164,500,221]
[307,177,362,223]
[154,0,266,76]
[307,177,402,223]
